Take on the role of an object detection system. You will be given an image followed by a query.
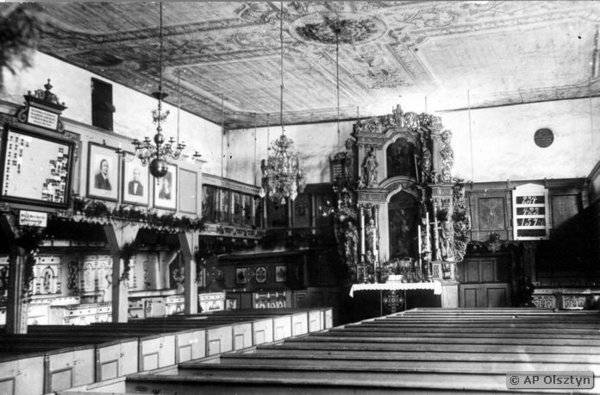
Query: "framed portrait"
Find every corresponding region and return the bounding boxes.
[87,142,120,201]
[121,155,150,206]
[235,268,248,285]
[275,265,287,283]
[293,193,310,228]
[179,168,197,214]
[153,163,177,210]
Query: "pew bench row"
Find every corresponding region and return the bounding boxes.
[0,307,332,395]
[118,308,600,394]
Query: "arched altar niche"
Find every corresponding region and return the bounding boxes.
[386,138,417,179]
[388,191,419,259]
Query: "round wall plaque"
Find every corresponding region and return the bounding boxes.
[534,128,554,148]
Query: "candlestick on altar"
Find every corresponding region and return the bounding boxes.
[433,205,440,261]
[417,223,422,262]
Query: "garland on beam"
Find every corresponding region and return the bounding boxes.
[73,196,207,232]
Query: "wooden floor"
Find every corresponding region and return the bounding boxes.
[121,308,600,394]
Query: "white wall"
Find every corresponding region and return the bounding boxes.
[226,120,355,185]
[440,98,600,183]
[227,99,600,185]
[1,51,224,176]
[4,51,599,186]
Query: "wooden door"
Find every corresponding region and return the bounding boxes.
[458,254,511,307]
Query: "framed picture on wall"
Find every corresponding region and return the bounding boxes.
[121,155,150,206]
[0,127,75,208]
[275,265,287,282]
[153,163,177,210]
[236,268,248,285]
[179,168,197,214]
[87,142,119,201]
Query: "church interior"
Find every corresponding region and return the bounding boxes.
[0,1,599,394]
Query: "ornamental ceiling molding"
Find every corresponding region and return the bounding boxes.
[32,1,600,129]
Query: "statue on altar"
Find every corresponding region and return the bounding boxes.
[365,218,377,253]
[343,221,358,267]
[419,135,432,184]
[362,147,378,188]
[438,210,455,262]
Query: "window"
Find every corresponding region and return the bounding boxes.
[91,78,114,131]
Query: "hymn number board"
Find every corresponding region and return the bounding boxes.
[512,183,550,240]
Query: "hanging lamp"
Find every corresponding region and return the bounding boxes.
[131,3,186,178]
[260,1,306,204]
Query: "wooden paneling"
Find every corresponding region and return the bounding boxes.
[460,283,510,307]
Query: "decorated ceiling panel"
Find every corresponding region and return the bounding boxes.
[26,1,600,128]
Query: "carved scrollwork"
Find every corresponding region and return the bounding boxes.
[438,129,454,183]
[532,294,556,309]
[451,181,470,263]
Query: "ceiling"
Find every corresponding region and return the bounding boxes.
[30,1,600,129]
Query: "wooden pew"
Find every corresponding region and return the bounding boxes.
[122,308,598,394]
[124,365,562,394]
[0,352,45,395]
[0,341,96,394]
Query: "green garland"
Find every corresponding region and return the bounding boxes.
[73,196,207,232]
[119,242,136,283]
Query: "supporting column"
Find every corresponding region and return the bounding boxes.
[1,213,29,334]
[6,254,28,333]
[178,231,198,315]
[104,224,131,323]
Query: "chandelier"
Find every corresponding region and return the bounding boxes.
[131,3,186,178]
[259,1,306,204]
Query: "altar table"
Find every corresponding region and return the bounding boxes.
[349,281,443,316]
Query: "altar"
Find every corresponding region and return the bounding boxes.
[349,281,443,319]
[349,281,442,297]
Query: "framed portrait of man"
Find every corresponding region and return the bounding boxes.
[87,142,119,201]
[122,156,150,206]
[154,163,177,210]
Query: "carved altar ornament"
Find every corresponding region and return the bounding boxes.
[438,129,454,183]
[451,181,471,263]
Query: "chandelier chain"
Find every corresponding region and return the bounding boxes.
[130,2,189,178]
[280,0,285,135]
[259,2,306,204]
